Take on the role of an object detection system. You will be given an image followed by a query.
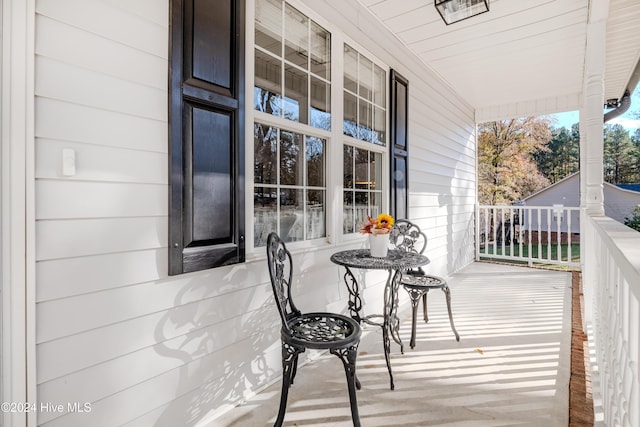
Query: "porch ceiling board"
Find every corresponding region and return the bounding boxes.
[605,0,640,100]
[356,0,640,121]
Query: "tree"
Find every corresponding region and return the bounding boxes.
[535,126,580,183]
[630,128,640,183]
[478,117,552,205]
[624,204,640,232]
[603,123,634,183]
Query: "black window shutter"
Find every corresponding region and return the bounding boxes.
[169,0,245,275]
[390,69,408,220]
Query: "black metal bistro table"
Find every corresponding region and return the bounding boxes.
[330,249,429,390]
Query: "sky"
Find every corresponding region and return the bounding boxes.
[549,85,640,131]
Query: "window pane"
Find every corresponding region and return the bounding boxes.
[344,44,357,93]
[284,64,308,124]
[254,186,278,207]
[255,0,282,56]
[371,151,382,190]
[373,106,386,145]
[370,191,382,218]
[359,55,373,101]
[280,130,303,186]
[306,136,325,187]
[374,64,385,107]
[307,190,325,239]
[354,147,369,189]
[358,100,372,142]
[254,123,278,184]
[354,191,369,215]
[343,92,357,138]
[254,50,282,115]
[310,76,330,130]
[343,145,353,188]
[281,188,302,242]
[284,4,308,69]
[254,186,277,247]
[342,145,384,235]
[343,190,355,233]
[310,21,330,80]
[342,45,386,147]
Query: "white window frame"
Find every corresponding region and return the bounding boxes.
[340,40,389,239]
[245,0,390,256]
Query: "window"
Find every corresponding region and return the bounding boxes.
[254,0,331,130]
[253,0,330,247]
[343,44,386,145]
[343,146,382,233]
[253,0,391,246]
[254,123,326,246]
[342,45,387,234]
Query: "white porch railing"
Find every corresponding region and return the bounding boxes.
[583,215,640,427]
[478,206,640,425]
[476,205,581,267]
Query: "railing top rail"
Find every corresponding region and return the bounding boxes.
[588,215,640,296]
[478,205,581,211]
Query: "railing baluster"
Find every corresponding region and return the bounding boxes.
[546,208,552,261]
[517,207,523,260]
[527,206,533,266]
[567,209,572,263]
[508,208,514,257]
[537,208,542,260]
[492,207,497,257]
[557,208,562,262]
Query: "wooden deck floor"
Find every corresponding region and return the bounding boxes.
[214,262,577,426]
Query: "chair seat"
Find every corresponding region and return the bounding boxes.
[401,273,446,289]
[285,312,362,350]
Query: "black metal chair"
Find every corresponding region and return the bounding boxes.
[266,232,362,427]
[390,219,460,349]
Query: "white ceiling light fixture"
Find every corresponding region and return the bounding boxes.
[435,0,489,25]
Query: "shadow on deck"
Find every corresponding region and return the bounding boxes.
[214,262,577,426]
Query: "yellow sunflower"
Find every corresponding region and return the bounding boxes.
[375,213,394,229]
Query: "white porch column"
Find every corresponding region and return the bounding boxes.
[579,1,608,325]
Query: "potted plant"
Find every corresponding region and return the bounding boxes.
[360,213,395,257]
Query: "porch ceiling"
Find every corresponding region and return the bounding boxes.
[358,0,640,121]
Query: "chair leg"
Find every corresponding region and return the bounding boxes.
[331,345,361,427]
[442,285,460,341]
[404,286,425,349]
[275,342,303,427]
[422,291,429,323]
[290,353,299,385]
[410,294,420,349]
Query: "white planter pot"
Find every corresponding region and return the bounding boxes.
[368,233,389,257]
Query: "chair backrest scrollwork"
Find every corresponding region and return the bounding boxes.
[390,219,427,274]
[390,219,427,254]
[266,232,300,333]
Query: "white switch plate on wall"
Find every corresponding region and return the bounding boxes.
[62,148,76,176]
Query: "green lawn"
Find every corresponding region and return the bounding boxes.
[480,243,580,270]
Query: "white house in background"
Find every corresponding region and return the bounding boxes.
[520,172,640,233]
[2,0,640,426]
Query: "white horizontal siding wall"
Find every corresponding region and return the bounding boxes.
[33,0,476,426]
